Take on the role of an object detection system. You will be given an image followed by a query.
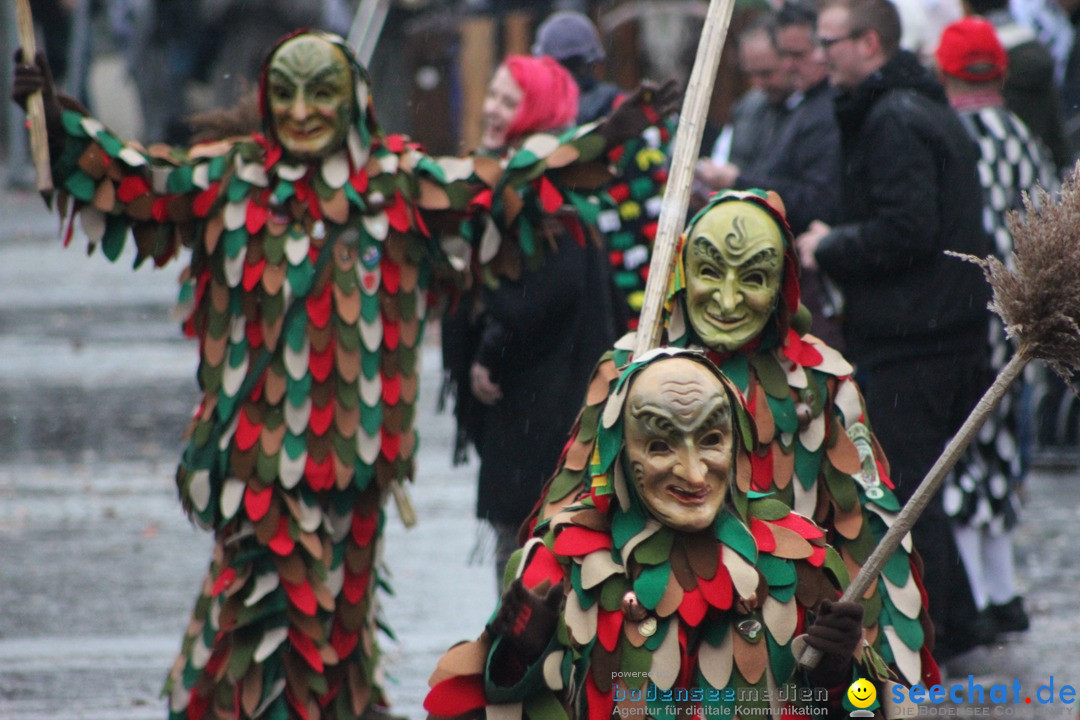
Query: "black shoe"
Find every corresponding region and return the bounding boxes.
[989,597,1031,633]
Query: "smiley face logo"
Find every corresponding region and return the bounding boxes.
[847,679,876,709]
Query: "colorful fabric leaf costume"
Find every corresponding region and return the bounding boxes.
[37,30,633,720]
[527,191,940,689]
[425,350,906,720]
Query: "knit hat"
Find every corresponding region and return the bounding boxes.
[531,10,606,64]
[935,17,1008,82]
[502,55,580,143]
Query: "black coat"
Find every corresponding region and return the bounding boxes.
[815,51,991,368]
[444,218,617,526]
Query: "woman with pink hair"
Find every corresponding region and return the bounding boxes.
[444,55,628,584]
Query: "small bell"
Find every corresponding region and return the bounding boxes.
[638,617,658,637]
[737,618,762,641]
[795,402,813,431]
[621,591,648,621]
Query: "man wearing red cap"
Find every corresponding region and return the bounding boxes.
[934,16,1058,644]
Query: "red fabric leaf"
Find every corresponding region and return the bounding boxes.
[537,176,564,214]
[381,257,401,294]
[235,408,262,451]
[470,188,493,210]
[244,484,273,522]
[350,169,368,194]
[309,340,335,383]
[383,320,400,351]
[330,622,359,659]
[597,607,622,651]
[211,567,236,597]
[553,526,613,557]
[306,282,333,329]
[282,578,318,616]
[769,513,824,541]
[308,396,334,436]
[386,192,410,232]
[698,560,733,610]
[352,511,378,546]
[381,372,402,405]
[246,319,265,350]
[269,515,295,555]
[381,430,401,461]
[423,675,487,718]
[412,205,430,237]
[242,256,267,292]
[807,545,826,567]
[677,586,708,626]
[343,568,371,604]
[749,518,777,553]
[586,670,614,720]
[304,453,335,491]
[117,175,150,203]
[750,450,773,492]
[288,627,324,672]
[521,543,565,589]
[245,201,268,235]
[187,688,210,719]
[152,196,171,223]
[385,135,406,154]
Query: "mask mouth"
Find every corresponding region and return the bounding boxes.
[703,308,749,329]
[667,485,711,505]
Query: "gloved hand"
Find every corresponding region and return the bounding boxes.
[11,49,65,157]
[487,578,563,661]
[804,600,864,686]
[599,78,681,148]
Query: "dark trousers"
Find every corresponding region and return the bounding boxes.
[862,351,991,660]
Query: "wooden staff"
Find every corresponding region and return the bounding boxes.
[798,172,1080,670]
[634,0,737,356]
[14,0,54,196]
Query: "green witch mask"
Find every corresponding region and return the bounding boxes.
[267,35,355,161]
[622,357,734,532]
[684,202,785,351]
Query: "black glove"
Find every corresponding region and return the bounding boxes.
[804,600,864,686]
[487,578,563,661]
[11,49,65,158]
[599,78,681,148]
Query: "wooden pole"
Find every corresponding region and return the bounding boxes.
[634,0,736,356]
[14,0,53,196]
[797,349,1031,669]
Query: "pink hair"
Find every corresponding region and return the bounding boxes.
[502,55,580,143]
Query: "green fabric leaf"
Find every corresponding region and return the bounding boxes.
[95,130,124,157]
[167,165,195,194]
[823,460,858,512]
[361,348,380,380]
[61,110,89,137]
[719,354,750,394]
[286,374,312,408]
[284,308,308,352]
[747,498,790,521]
[64,171,96,202]
[226,176,251,202]
[793,440,822,491]
[882,595,924,649]
[524,688,569,720]
[715,511,756,563]
[633,563,669,610]
[286,261,315,299]
[632,529,674,566]
[750,354,788,399]
[611,507,645,550]
[766,394,798,435]
[882,545,911,586]
[284,431,306,460]
[766,632,795,684]
[599,575,631,611]
[101,216,127,261]
[223,227,247,259]
[756,554,795,589]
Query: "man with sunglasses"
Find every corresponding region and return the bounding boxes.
[794,0,995,669]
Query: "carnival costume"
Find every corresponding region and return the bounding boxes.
[528,191,939,688]
[20,30,664,720]
[425,350,903,720]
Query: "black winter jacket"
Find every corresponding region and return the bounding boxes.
[815,51,991,368]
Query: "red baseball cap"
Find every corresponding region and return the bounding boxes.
[936,17,1008,82]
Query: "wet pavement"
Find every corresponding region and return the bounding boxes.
[1,184,1080,720]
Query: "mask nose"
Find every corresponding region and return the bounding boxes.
[673,444,708,488]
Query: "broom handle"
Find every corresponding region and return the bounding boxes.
[14,0,54,195]
[634,0,737,356]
